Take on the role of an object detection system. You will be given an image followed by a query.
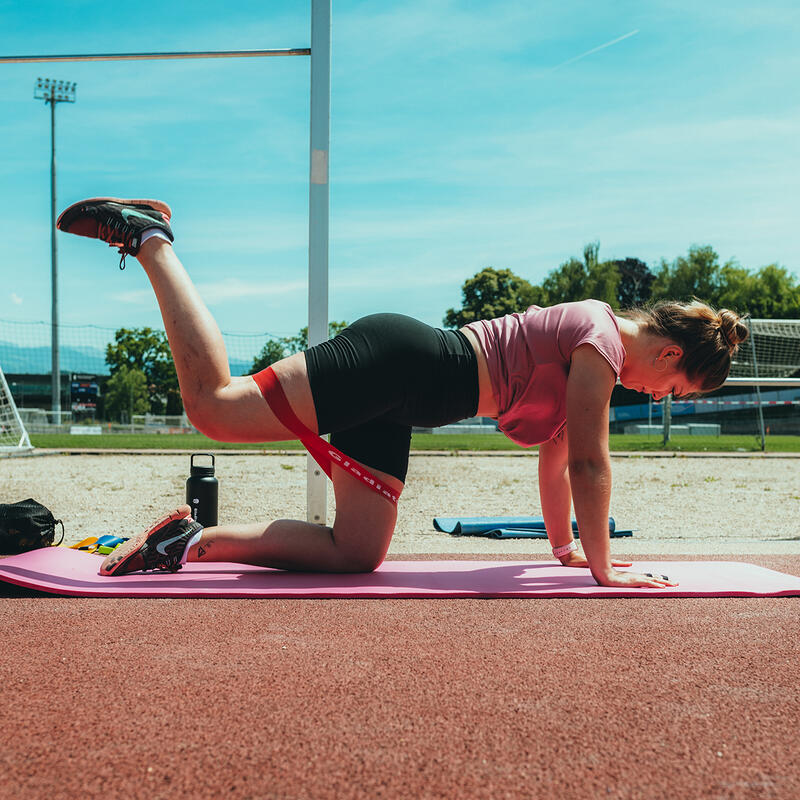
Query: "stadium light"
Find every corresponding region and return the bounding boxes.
[34,77,76,416]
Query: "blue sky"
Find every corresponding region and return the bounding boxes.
[1,0,799,343]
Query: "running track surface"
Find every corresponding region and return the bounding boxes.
[2,554,798,800]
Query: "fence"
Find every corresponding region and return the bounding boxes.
[4,316,800,441]
[0,318,272,377]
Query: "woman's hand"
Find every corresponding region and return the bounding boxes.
[558,549,678,587]
[594,568,678,588]
[559,548,632,569]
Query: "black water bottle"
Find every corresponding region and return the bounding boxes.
[186,453,218,527]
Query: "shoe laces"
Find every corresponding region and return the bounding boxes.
[154,552,183,573]
[96,219,134,270]
[142,542,184,573]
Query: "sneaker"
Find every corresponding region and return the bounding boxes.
[100,505,202,576]
[57,196,174,267]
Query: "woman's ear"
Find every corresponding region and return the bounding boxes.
[657,344,684,364]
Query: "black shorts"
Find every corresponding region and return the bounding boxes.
[304,314,479,483]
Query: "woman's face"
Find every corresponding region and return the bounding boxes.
[619,345,701,401]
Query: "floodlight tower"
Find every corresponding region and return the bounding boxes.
[34,77,76,417]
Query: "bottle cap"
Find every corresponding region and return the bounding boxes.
[190,453,216,476]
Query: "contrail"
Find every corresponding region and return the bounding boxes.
[552,29,640,70]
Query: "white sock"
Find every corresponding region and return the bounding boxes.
[181,527,204,564]
[140,228,172,245]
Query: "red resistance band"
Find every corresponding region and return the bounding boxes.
[251,367,400,506]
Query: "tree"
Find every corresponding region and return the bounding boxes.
[585,260,620,308]
[285,321,350,354]
[745,265,800,318]
[583,242,600,270]
[613,257,654,308]
[540,258,587,305]
[103,365,150,422]
[539,243,620,308]
[715,261,757,315]
[250,339,289,373]
[249,321,350,373]
[651,245,723,304]
[447,245,798,327]
[443,267,543,328]
[105,327,182,415]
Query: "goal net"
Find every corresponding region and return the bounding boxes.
[712,318,799,443]
[0,364,32,452]
[729,319,800,380]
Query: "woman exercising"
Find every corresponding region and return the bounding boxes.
[57,197,748,588]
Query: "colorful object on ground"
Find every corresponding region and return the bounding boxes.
[70,537,99,551]
[1,548,798,598]
[433,516,633,538]
[96,535,127,548]
[68,535,128,554]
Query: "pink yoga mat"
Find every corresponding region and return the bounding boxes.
[1,547,799,598]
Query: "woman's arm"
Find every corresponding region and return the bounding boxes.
[538,433,573,553]
[540,431,632,568]
[566,345,674,588]
[565,345,616,582]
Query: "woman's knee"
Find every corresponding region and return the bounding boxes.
[332,550,386,574]
[330,514,394,574]
[182,381,262,441]
[181,393,222,439]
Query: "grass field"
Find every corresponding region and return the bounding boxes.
[28,432,800,452]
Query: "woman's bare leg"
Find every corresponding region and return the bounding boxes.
[135,237,316,442]
[136,238,229,397]
[185,462,401,573]
[134,237,401,572]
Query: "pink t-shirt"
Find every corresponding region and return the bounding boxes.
[465,299,626,446]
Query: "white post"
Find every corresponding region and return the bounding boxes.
[747,318,767,451]
[662,394,672,444]
[307,0,331,524]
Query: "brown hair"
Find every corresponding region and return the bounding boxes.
[624,300,749,392]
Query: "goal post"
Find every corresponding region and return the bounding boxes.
[0,365,33,453]
[726,318,800,449]
[2,0,332,519]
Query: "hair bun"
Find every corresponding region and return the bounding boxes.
[718,309,748,350]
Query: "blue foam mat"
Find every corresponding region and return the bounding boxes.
[433,516,632,538]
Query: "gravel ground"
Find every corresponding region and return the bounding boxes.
[3,450,798,556]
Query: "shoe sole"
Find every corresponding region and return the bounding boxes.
[100,504,191,577]
[57,196,172,229]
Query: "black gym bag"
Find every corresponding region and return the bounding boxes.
[0,499,64,554]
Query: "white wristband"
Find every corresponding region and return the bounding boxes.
[552,541,578,559]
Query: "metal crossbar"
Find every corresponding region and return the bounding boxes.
[690,400,800,406]
[724,378,800,387]
[0,50,310,63]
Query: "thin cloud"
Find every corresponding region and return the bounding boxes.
[11,293,23,305]
[552,29,640,70]
[112,277,307,306]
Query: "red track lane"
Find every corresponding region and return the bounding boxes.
[1,554,798,800]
